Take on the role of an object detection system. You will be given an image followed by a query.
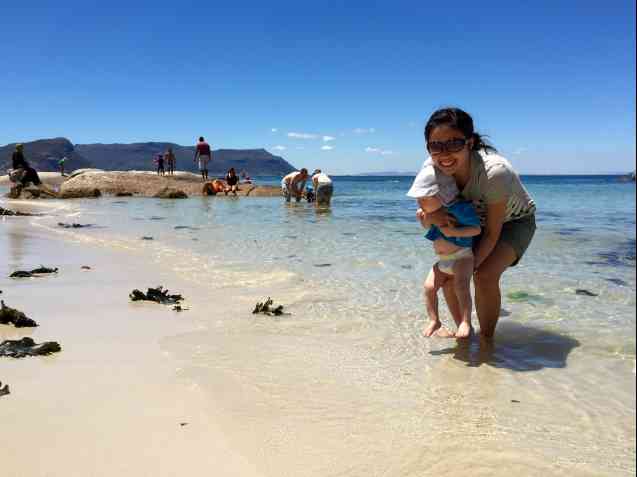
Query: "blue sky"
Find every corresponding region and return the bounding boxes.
[1,1,634,174]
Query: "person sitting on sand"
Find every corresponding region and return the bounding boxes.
[194,136,212,181]
[165,148,176,176]
[225,168,239,195]
[408,164,481,338]
[311,169,333,206]
[202,179,227,196]
[281,168,309,202]
[10,144,42,188]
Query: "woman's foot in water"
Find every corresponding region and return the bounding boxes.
[455,321,473,339]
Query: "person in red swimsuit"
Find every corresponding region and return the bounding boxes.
[193,136,212,181]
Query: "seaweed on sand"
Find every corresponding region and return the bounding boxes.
[129,286,184,305]
[252,297,285,316]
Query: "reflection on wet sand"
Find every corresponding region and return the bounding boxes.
[430,321,580,371]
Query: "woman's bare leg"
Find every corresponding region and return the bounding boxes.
[474,241,517,339]
[452,257,474,338]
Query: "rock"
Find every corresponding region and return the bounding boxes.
[58,222,93,228]
[81,265,92,270]
[575,289,598,297]
[0,381,9,397]
[29,266,58,274]
[58,187,102,198]
[129,286,184,305]
[252,297,285,316]
[0,207,35,216]
[9,271,33,278]
[141,236,154,240]
[0,301,38,327]
[115,192,133,197]
[154,187,188,199]
[0,337,61,358]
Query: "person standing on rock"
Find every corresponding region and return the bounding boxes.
[194,136,212,181]
[59,156,68,176]
[165,148,176,176]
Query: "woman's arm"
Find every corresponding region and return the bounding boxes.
[439,225,481,238]
[474,201,507,268]
[417,207,455,228]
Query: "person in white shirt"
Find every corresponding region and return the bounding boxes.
[311,169,333,206]
[281,168,309,202]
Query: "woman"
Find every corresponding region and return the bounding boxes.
[225,168,239,195]
[419,108,536,339]
[11,144,42,187]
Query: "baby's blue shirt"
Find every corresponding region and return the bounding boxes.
[425,201,480,248]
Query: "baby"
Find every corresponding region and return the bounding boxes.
[407,165,481,338]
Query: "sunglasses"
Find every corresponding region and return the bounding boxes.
[427,138,468,155]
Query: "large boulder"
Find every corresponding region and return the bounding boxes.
[154,187,188,199]
[58,187,102,199]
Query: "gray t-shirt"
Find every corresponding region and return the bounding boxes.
[423,151,536,224]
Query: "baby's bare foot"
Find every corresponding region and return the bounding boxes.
[455,321,472,339]
[423,320,441,337]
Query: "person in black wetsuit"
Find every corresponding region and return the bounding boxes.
[11,144,42,187]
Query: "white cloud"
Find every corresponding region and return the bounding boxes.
[322,135,335,142]
[354,127,376,134]
[365,146,394,156]
[288,132,318,139]
[321,145,334,151]
[271,128,278,133]
[273,145,286,151]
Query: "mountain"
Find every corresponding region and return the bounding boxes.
[75,143,295,175]
[0,138,93,172]
[1,138,296,176]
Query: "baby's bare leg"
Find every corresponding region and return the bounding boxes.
[423,265,455,338]
[452,257,475,339]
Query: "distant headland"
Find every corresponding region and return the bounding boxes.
[0,138,296,176]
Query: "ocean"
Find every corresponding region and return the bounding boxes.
[2,174,635,476]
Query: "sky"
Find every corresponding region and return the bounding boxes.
[1,0,635,174]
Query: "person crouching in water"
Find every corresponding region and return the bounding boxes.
[281,168,309,202]
[408,164,481,338]
[311,169,333,206]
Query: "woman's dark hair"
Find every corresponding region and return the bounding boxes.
[424,108,497,153]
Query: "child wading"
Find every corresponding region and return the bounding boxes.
[408,164,481,338]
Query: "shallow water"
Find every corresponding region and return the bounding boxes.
[2,175,635,476]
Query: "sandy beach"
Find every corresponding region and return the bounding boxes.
[0,207,264,477]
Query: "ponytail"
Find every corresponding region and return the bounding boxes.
[471,132,497,153]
